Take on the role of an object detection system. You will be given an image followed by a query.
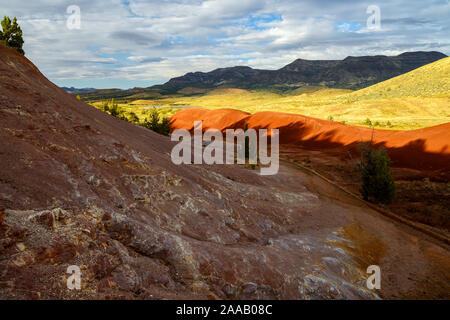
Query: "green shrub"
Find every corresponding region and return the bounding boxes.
[96,103,170,136]
[108,99,120,117]
[158,117,171,136]
[359,143,396,204]
[364,118,372,127]
[143,108,160,131]
[0,16,24,54]
[127,112,140,124]
[327,115,334,121]
[100,101,109,112]
[142,108,171,136]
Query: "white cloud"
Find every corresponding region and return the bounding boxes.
[0,0,448,88]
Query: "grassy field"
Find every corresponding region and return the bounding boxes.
[90,57,450,130]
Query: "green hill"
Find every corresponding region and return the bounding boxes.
[347,57,450,100]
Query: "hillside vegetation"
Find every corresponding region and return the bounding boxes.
[346,57,450,99]
[88,57,449,130]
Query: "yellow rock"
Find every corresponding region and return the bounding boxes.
[16,242,26,252]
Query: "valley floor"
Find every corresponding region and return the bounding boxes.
[103,88,450,130]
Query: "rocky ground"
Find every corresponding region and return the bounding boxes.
[0,44,449,300]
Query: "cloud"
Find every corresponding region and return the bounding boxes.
[110,31,159,46]
[0,0,448,88]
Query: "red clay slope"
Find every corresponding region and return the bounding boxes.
[170,108,450,174]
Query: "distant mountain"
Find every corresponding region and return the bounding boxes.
[61,86,97,94]
[163,51,447,91]
[78,51,447,101]
[163,66,263,91]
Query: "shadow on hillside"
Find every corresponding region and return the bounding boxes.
[233,118,450,178]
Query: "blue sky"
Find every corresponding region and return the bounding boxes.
[1,0,449,89]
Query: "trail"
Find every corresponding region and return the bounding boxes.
[244,160,450,299]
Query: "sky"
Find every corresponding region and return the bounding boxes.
[1,0,449,89]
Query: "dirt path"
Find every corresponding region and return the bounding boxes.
[275,160,450,299]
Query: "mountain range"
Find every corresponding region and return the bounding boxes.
[61,86,97,94]
[78,51,447,100]
[164,51,447,91]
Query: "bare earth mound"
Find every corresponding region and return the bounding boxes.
[171,109,450,178]
[1,45,450,299]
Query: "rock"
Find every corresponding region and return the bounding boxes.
[0,208,5,225]
[28,210,56,229]
[16,242,26,252]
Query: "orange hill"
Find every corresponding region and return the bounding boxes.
[170,108,450,174]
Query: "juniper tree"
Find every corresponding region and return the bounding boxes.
[359,142,396,204]
[0,16,24,54]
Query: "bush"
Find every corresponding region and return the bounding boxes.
[100,101,109,112]
[143,108,171,136]
[96,103,171,136]
[127,112,140,124]
[108,99,120,117]
[158,117,171,136]
[143,108,160,131]
[359,143,396,204]
[364,118,372,127]
[0,16,24,54]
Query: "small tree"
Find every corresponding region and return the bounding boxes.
[108,99,120,117]
[127,112,140,124]
[0,16,24,54]
[364,118,372,127]
[143,108,160,131]
[141,108,171,136]
[158,117,171,136]
[100,101,109,112]
[359,142,396,204]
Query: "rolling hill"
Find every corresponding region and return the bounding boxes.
[127,56,449,130]
[346,56,450,100]
[170,108,450,175]
[79,51,447,101]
